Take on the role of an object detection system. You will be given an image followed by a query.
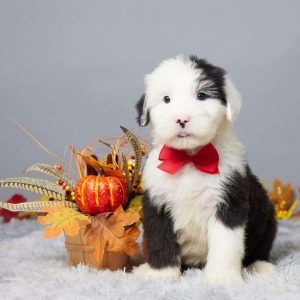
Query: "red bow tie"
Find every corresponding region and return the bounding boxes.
[157,143,220,175]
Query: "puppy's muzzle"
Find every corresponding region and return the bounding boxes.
[176,118,190,129]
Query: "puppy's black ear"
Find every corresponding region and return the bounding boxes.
[135,94,150,127]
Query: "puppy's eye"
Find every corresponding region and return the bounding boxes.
[197,92,208,101]
[163,95,171,103]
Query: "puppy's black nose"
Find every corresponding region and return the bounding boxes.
[176,118,189,128]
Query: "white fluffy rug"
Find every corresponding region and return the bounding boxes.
[1,219,300,300]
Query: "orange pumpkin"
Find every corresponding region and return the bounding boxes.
[75,175,128,214]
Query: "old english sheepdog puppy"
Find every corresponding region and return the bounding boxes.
[133,55,277,284]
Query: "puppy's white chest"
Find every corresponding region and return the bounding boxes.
[144,149,224,265]
[170,173,220,265]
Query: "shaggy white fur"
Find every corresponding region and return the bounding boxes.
[0,219,300,299]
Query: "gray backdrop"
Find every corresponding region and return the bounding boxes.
[0,0,299,200]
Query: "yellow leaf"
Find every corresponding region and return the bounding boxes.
[126,195,143,214]
[37,205,90,239]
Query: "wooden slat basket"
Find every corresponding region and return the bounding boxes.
[64,222,130,270]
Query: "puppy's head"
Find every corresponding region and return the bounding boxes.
[136,55,241,150]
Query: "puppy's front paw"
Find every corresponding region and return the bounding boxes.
[204,266,243,285]
[133,263,181,282]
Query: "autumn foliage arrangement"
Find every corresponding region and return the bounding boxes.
[267,179,300,220]
[0,124,147,270]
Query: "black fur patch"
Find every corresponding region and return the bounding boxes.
[217,165,277,266]
[135,94,150,126]
[189,55,227,105]
[142,190,180,268]
[217,170,250,228]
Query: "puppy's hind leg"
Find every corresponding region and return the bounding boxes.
[133,192,181,281]
[247,261,277,275]
[245,212,277,276]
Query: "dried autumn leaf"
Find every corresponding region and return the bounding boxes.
[268,179,294,205]
[37,205,90,239]
[79,151,125,179]
[86,206,140,264]
[102,168,125,179]
[120,225,140,256]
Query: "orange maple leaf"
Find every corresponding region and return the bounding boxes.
[37,205,90,239]
[85,206,140,264]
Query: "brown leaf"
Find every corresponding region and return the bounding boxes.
[122,225,140,256]
[79,151,125,179]
[85,206,140,265]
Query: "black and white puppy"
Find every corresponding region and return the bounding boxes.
[133,55,277,284]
